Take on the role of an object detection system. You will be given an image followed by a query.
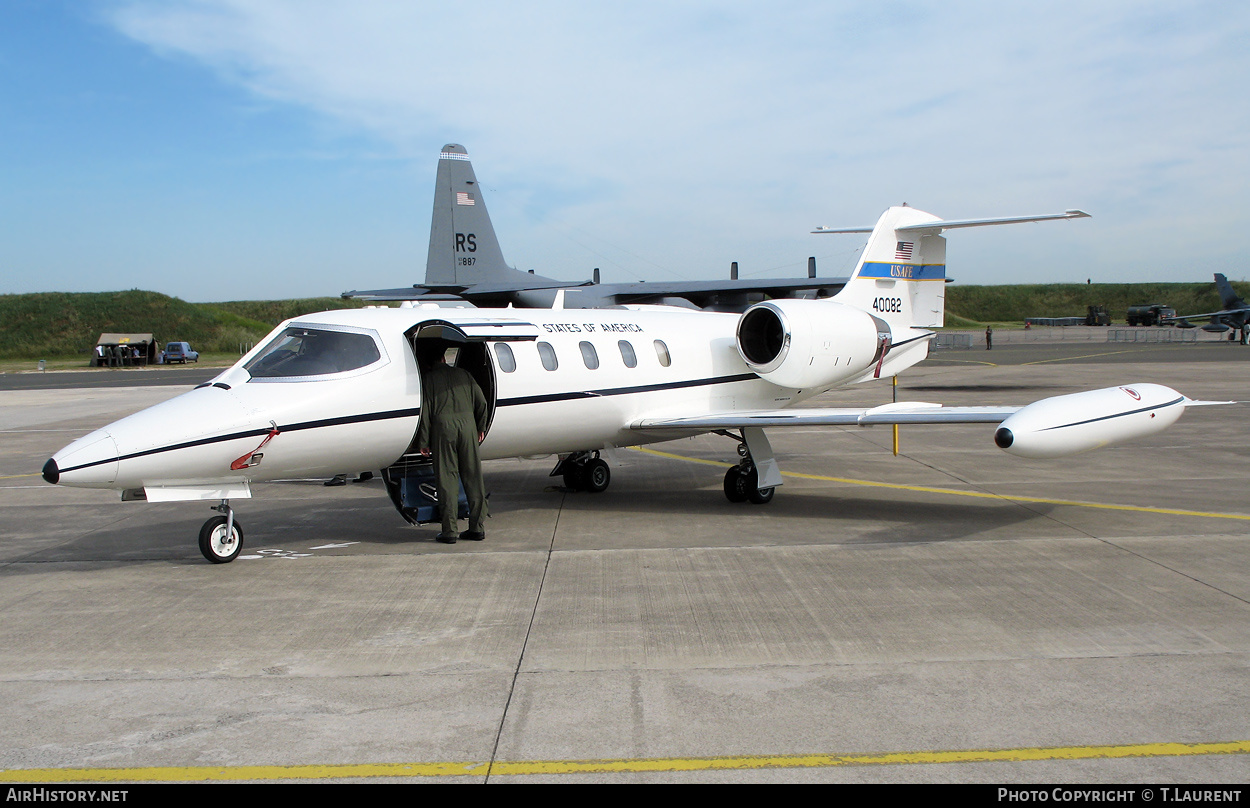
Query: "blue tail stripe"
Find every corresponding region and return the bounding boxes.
[857,262,946,281]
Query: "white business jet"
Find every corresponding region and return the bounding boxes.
[43,205,1213,563]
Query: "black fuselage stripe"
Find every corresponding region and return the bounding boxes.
[57,407,424,474]
[496,373,760,407]
[1039,396,1184,431]
[892,333,932,349]
[56,372,764,475]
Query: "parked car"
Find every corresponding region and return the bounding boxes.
[164,342,199,364]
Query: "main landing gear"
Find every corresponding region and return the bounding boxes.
[552,451,611,493]
[199,500,244,563]
[719,430,777,505]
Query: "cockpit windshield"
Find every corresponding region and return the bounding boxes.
[245,326,382,379]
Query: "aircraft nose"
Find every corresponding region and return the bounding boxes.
[47,430,120,488]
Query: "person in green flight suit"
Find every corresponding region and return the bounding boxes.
[416,350,490,544]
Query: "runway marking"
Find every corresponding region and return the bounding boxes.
[0,473,40,480]
[3,740,1247,781]
[1020,348,1146,366]
[925,358,998,366]
[634,447,1250,522]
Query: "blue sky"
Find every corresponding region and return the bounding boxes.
[2,1,1248,301]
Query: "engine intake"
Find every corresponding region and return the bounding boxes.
[735,299,885,389]
[737,305,789,370]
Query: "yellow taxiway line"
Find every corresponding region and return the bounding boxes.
[634,447,1250,522]
[3,740,1248,781]
[1019,348,1149,366]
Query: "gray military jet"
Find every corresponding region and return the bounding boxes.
[344,144,848,311]
[1172,273,1250,343]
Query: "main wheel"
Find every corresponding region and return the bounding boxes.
[581,458,610,493]
[743,467,775,505]
[723,466,748,502]
[562,467,583,490]
[198,515,244,564]
[748,483,775,505]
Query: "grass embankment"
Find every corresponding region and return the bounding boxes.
[1,280,1244,365]
[943,281,1245,327]
[0,291,371,363]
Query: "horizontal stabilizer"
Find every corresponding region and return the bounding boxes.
[813,209,1090,235]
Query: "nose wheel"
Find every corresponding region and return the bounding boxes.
[199,501,244,563]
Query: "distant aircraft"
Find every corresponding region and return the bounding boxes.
[343,144,848,310]
[44,202,1224,564]
[1171,274,1250,343]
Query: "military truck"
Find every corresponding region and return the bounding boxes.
[1085,305,1111,326]
[1126,304,1175,326]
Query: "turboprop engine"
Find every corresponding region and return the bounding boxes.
[735,299,889,390]
[993,383,1188,459]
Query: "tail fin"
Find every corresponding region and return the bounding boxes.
[819,206,1091,330]
[829,206,948,329]
[425,144,515,287]
[1214,273,1246,310]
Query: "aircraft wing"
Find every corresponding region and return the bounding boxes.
[344,276,850,308]
[589,277,849,304]
[632,403,1021,430]
[1169,306,1250,321]
[343,277,587,301]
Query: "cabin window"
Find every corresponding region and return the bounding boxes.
[653,339,672,367]
[537,341,558,371]
[579,341,600,370]
[618,340,637,368]
[246,326,382,379]
[493,343,516,373]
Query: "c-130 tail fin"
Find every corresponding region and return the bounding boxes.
[425,144,517,288]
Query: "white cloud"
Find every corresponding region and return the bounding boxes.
[104,0,1250,286]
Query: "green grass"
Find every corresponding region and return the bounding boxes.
[0,291,374,361]
[1,281,1244,362]
[943,281,1245,327]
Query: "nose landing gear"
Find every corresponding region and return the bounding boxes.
[199,500,244,563]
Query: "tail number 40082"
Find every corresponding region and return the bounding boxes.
[872,297,903,313]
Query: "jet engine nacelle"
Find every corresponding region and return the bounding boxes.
[993,383,1186,459]
[735,299,885,390]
